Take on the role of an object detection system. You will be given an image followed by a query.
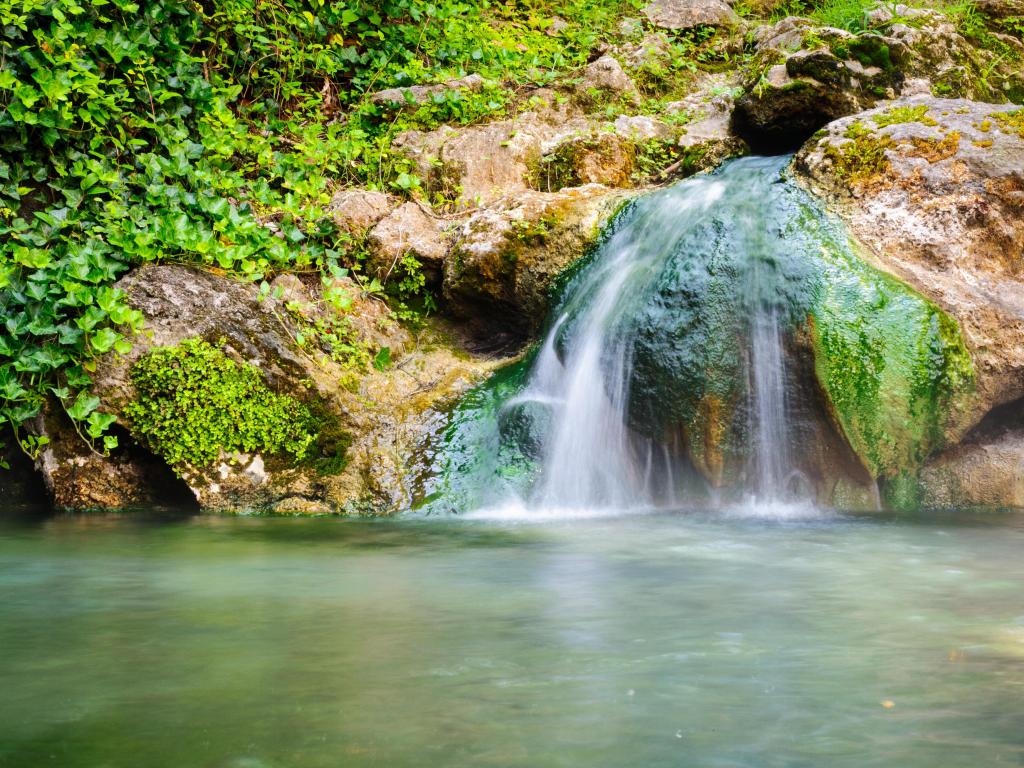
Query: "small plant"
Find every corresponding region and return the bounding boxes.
[124,338,318,470]
[872,105,938,127]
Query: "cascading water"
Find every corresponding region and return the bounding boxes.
[421,154,974,517]
[514,156,804,511]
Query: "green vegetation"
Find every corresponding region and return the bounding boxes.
[123,338,318,470]
[991,108,1024,138]
[823,130,894,185]
[872,104,938,126]
[0,0,649,463]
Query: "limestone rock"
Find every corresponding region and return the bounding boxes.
[533,132,637,191]
[329,189,396,235]
[366,202,449,284]
[642,0,740,30]
[444,185,633,340]
[795,97,1024,444]
[918,429,1024,508]
[369,74,485,109]
[576,56,640,105]
[735,10,1021,150]
[35,264,492,513]
[392,101,590,208]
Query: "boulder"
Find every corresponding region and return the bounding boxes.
[34,265,492,513]
[533,132,637,191]
[575,56,640,105]
[369,74,486,109]
[734,11,1021,150]
[444,185,633,342]
[642,0,740,30]
[392,100,591,207]
[734,23,900,151]
[366,202,450,284]
[917,430,1024,508]
[795,97,1024,451]
[329,189,396,235]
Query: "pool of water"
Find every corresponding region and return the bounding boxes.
[1,506,1023,767]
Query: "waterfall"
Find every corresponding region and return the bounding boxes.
[501,156,802,511]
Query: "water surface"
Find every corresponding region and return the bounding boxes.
[2,507,1023,767]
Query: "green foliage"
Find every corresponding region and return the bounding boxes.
[123,338,318,469]
[872,104,938,127]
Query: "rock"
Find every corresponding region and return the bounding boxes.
[533,132,637,191]
[32,401,189,509]
[917,429,1024,508]
[974,0,1024,17]
[36,264,492,513]
[642,0,740,30]
[393,98,591,208]
[444,185,632,342]
[734,10,1022,151]
[575,56,640,105]
[795,97,1024,452]
[366,202,449,284]
[670,89,748,162]
[546,16,569,36]
[369,74,486,109]
[329,189,396,235]
[734,23,899,151]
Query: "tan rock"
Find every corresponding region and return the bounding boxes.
[444,185,634,337]
[795,97,1024,441]
[642,0,740,30]
[329,189,396,234]
[369,74,485,109]
[366,202,449,283]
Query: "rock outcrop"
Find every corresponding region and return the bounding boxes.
[642,0,740,30]
[34,266,494,513]
[795,97,1024,505]
[734,11,1022,150]
[444,185,633,342]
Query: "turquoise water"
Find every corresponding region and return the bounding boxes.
[2,506,1023,767]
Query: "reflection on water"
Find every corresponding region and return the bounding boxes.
[1,507,1023,767]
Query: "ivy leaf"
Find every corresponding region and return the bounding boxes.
[66,392,101,421]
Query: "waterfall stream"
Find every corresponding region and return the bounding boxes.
[515,156,797,510]
[423,154,972,517]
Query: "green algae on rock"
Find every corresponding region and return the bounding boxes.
[808,242,975,479]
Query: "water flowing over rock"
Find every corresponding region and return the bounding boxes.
[424,157,976,513]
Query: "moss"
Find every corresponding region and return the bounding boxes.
[906,130,960,162]
[848,36,894,72]
[124,338,319,472]
[809,247,975,479]
[991,108,1024,138]
[871,104,937,127]
[822,132,894,186]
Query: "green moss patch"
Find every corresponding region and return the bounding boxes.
[124,338,319,471]
[809,245,974,478]
[871,105,937,127]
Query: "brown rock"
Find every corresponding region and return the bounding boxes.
[444,185,633,341]
[642,0,740,30]
[366,202,449,284]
